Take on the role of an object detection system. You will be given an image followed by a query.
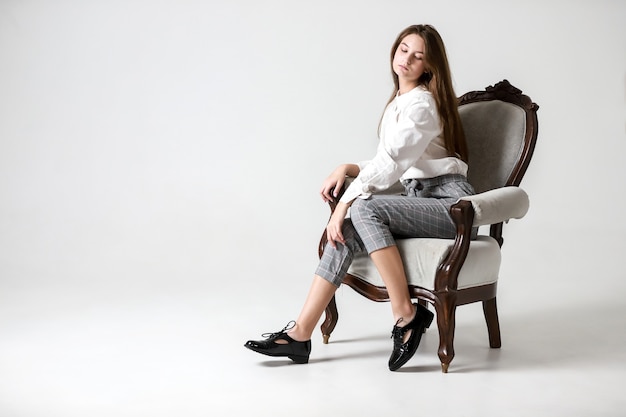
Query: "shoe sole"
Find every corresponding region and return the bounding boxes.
[388,311,434,371]
[244,344,310,364]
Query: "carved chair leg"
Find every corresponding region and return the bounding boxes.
[320,295,338,344]
[482,297,502,348]
[435,293,457,373]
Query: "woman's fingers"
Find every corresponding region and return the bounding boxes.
[320,181,338,202]
[320,175,346,202]
[326,229,337,249]
[320,185,334,202]
[326,217,345,249]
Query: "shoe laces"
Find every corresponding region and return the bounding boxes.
[391,318,406,340]
[262,320,296,339]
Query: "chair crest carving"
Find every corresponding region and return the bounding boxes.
[461,79,539,112]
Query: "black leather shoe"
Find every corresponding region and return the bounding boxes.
[388,303,434,371]
[244,321,311,364]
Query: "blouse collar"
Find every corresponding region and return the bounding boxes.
[394,85,429,108]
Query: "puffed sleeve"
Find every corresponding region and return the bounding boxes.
[339,94,441,203]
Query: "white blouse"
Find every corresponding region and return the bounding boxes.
[339,86,468,203]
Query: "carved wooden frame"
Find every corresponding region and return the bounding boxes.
[317,79,539,373]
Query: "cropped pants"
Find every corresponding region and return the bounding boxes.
[315,174,476,287]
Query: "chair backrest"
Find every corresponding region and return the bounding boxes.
[458,80,539,194]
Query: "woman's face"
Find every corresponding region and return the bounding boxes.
[393,34,427,89]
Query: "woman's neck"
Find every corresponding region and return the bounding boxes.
[398,81,419,95]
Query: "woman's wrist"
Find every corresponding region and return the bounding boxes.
[335,201,352,215]
[336,163,359,178]
[346,164,360,178]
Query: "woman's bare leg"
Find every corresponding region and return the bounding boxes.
[287,246,414,342]
[286,275,337,342]
[371,245,432,370]
[369,245,416,325]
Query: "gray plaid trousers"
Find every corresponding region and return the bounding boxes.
[315,174,475,287]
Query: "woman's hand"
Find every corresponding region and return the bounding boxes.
[320,166,347,203]
[320,164,360,203]
[326,202,350,249]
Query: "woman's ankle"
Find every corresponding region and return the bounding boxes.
[287,323,312,342]
[394,304,417,327]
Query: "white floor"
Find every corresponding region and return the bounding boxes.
[1,230,625,417]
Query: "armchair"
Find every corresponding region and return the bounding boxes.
[318,79,539,373]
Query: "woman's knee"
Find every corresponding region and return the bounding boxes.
[350,198,375,223]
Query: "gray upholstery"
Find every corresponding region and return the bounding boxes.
[345,100,532,291]
[460,101,527,193]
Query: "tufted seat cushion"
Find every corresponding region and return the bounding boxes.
[347,235,501,290]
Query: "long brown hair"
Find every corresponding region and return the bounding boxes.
[384,24,468,162]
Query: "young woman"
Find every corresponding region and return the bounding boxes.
[245,24,473,371]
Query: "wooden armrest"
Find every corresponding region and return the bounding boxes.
[435,199,475,292]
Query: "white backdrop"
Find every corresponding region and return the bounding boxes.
[1,0,625,302]
[2,1,626,415]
